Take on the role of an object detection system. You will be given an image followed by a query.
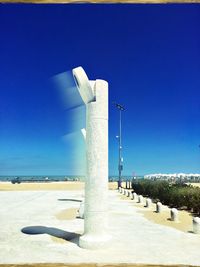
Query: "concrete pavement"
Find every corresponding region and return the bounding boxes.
[0,189,200,265]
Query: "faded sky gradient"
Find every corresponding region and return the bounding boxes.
[0,4,200,176]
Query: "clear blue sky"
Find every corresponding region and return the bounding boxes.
[0,4,200,176]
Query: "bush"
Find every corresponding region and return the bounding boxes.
[132,179,200,215]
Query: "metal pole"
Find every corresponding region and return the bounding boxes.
[118,109,122,188]
[114,102,124,189]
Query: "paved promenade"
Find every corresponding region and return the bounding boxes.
[0,189,200,265]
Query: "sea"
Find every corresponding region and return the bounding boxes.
[0,175,142,182]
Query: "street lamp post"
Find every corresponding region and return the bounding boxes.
[114,103,125,189]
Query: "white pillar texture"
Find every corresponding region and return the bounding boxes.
[79,79,111,249]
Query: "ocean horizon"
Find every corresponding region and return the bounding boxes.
[0,175,139,182]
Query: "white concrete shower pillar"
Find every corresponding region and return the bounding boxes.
[73,67,111,249]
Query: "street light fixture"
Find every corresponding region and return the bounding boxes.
[113,102,125,188]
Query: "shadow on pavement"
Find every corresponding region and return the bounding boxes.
[58,199,82,202]
[21,226,80,244]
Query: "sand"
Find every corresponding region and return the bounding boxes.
[53,207,82,244]
[121,189,194,233]
[0,181,85,191]
[139,205,193,233]
[187,183,200,188]
[0,264,193,267]
[55,208,78,220]
[0,181,118,191]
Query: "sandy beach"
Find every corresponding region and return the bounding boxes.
[133,198,193,233]
[187,182,200,188]
[0,181,85,191]
[120,189,194,233]
[0,181,118,191]
[0,265,193,267]
[0,264,191,267]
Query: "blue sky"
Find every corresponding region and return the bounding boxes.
[0,4,200,176]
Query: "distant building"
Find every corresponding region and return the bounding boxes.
[144,173,200,182]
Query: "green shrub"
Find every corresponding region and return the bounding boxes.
[132,179,200,215]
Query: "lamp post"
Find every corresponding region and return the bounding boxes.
[114,103,125,189]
